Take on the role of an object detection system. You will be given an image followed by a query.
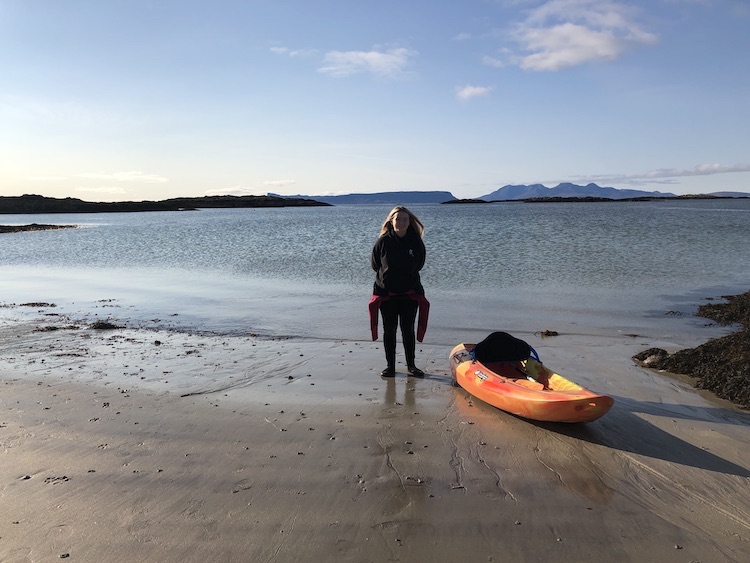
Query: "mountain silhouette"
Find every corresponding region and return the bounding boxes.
[479,183,676,201]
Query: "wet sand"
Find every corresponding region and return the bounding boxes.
[1,312,749,562]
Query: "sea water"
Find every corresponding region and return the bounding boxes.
[1,199,749,347]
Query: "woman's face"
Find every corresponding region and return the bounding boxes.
[391,211,410,236]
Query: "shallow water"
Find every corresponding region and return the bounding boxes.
[2,199,749,346]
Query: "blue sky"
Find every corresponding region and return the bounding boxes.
[1,0,748,201]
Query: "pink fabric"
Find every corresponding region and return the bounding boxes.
[369,291,430,342]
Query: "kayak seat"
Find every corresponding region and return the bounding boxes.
[472,331,539,363]
[482,360,522,374]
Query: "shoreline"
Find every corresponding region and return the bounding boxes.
[1,302,750,561]
[0,224,78,234]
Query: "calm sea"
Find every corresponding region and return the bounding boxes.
[2,199,749,346]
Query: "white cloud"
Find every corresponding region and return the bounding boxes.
[482,55,510,68]
[80,171,168,183]
[272,43,416,79]
[569,163,750,185]
[318,48,417,78]
[270,46,317,58]
[505,0,658,71]
[456,85,493,101]
[518,22,622,69]
[642,163,750,179]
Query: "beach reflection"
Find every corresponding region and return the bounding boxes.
[383,376,417,409]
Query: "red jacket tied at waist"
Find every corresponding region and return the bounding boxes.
[369,291,430,342]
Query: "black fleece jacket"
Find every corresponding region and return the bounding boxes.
[371,229,426,296]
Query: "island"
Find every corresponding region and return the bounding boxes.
[0,194,329,215]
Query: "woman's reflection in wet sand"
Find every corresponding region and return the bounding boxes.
[383,376,417,409]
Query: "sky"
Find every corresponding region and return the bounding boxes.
[1,0,749,202]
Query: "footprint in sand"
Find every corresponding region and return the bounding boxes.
[181,499,206,520]
[232,478,254,494]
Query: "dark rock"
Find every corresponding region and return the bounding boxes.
[632,348,669,366]
[90,320,123,330]
[633,291,750,408]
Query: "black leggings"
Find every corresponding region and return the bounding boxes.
[380,298,418,368]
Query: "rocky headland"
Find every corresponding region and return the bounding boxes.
[0,193,329,214]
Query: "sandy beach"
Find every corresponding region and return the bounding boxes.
[2,306,750,563]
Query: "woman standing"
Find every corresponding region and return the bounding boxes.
[370,206,429,378]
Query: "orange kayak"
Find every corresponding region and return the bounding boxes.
[450,343,614,423]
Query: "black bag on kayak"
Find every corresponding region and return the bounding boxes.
[472,331,539,363]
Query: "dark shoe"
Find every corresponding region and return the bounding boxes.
[407,366,425,378]
[380,366,396,378]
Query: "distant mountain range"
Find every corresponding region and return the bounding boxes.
[478,183,676,200]
[276,183,749,204]
[3,185,748,216]
[270,190,456,204]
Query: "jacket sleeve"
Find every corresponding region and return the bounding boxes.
[416,237,426,271]
[371,238,382,272]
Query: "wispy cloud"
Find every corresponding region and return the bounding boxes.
[647,163,750,178]
[271,42,417,79]
[80,171,168,183]
[456,85,493,101]
[270,46,318,58]
[569,163,750,185]
[482,54,510,68]
[663,0,714,6]
[493,0,658,71]
[318,47,417,78]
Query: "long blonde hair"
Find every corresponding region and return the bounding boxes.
[379,206,425,237]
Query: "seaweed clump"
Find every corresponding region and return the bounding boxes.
[633,291,750,408]
[90,320,123,330]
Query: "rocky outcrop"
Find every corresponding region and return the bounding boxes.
[0,194,329,214]
[0,223,78,233]
[633,291,750,408]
